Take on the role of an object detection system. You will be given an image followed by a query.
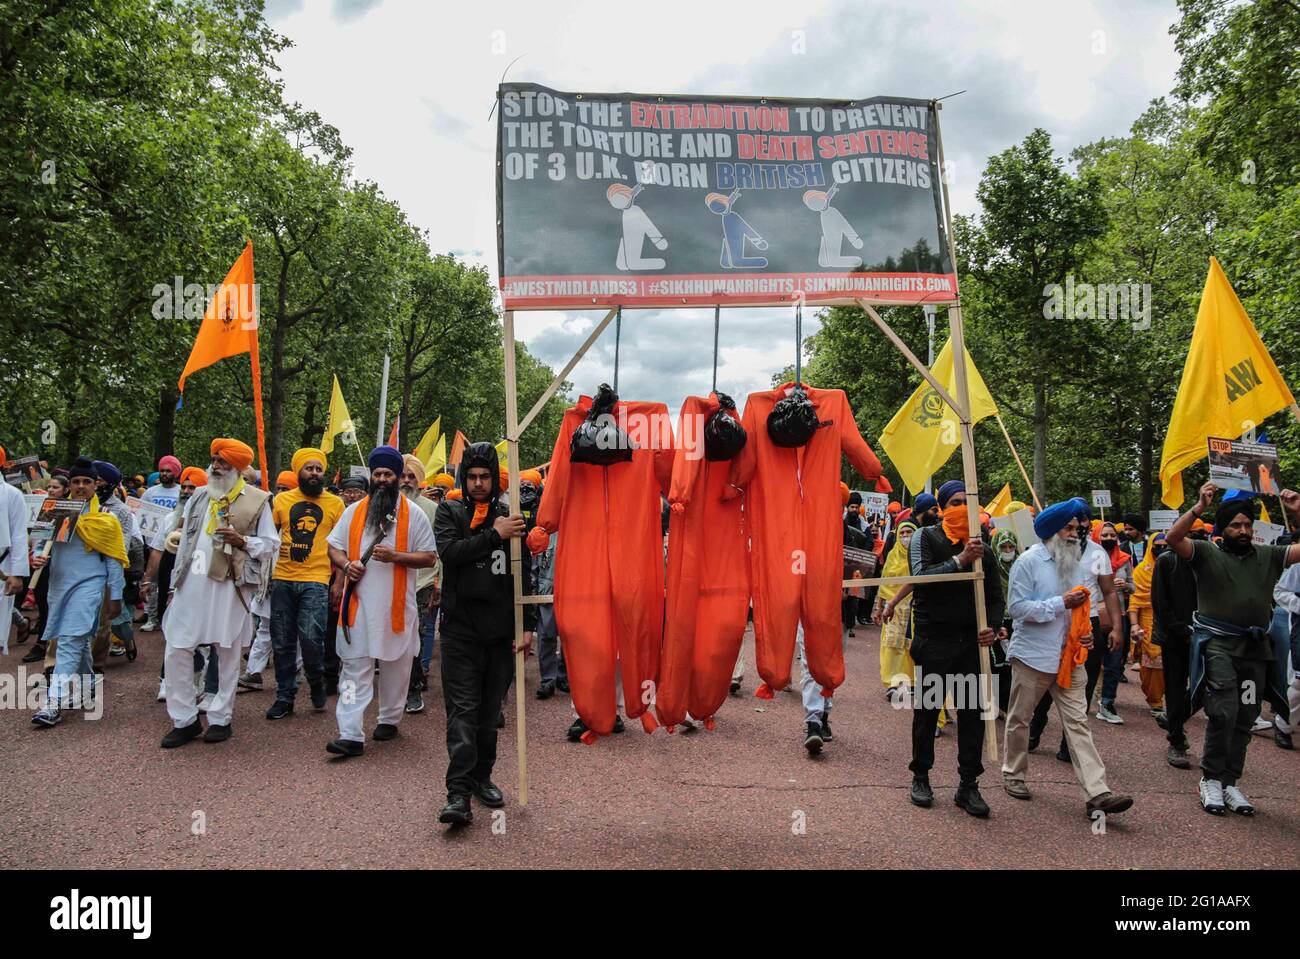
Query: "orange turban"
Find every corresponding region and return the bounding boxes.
[520,469,542,485]
[887,501,902,514]
[839,481,850,505]
[432,473,454,489]
[180,466,207,487]
[276,470,298,489]
[499,466,510,488]
[210,438,253,472]
[446,488,463,500]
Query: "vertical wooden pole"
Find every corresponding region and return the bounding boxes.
[934,101,998,763]
[502,310,528,806]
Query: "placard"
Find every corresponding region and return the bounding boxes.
[1148,509,1180,531]
[127,496,174,544]
[1091,490,1111,508]
[1207,436,1281,494]
[1252,521,1285,546]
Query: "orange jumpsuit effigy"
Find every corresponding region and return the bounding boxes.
[533,394,674,739]
[657,394,750,730]
[726,383,887,696]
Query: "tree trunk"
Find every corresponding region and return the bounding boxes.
[1032,381,1048,502]
[153,385,178,462]
[299,391,320,450]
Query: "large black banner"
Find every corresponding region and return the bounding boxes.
[497,83,957,310]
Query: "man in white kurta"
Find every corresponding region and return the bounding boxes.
[0,478,32,654]
[159,439,278,746]
[325,446,436,756]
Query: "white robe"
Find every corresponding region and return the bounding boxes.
[162,503,279,650]
[0,482,31,654]
[327,499,434,662]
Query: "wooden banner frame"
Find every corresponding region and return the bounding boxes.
[498,99,996,806]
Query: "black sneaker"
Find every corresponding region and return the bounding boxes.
[556,677,570,693]
[22,642,47,664]
[496,710,506,729]
[310,681,327,711]
[405,691,424,714]
[729,679,741,695]
[803,720,824,756]
[1027,719,1044,752]
[161,717,204,749]
[326,738,364,758]
[324,680,339,697]
[535,681,555,700]
[439,794,473,825]
[473,780,505,808]
[265,700,294,721]
[820,711,833,742]
[910,776,934,807]
[955,782,990,818]
[612,715,625,734]
[1056,740,1071,763]
[566,717,588,742]
[203,723,232,743]
[372,723,399,741]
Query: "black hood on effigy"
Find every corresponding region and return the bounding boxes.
[458,442,501,502]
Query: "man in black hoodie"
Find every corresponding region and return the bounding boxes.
[1151,525,1201,768]
[434,443,536,826]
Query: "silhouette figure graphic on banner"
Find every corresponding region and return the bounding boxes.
[803,185,863,268]
[609,183,667,271]
[705,190,768,269]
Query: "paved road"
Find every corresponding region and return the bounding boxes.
[3,622,1297,869]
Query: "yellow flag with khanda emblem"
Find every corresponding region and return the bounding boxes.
[878,338,999,495]
[1159,258,1296,507]
[320,375,357,457]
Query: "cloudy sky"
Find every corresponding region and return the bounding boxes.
[265,0,1181,415]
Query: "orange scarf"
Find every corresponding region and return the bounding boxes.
[1056,586,1092,688]
[346,494,409,633]
[941,504,970,544]
[470,501,490,529]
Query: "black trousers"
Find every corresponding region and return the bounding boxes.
[1201,649,1266,786]
[908,641,986,784]
[1159,634,1191,747]
[842,596,858,632]
[440,632,514,798]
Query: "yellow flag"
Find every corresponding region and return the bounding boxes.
[1261,500,1273,525]
[1159,258,1295,507]
[878,338,999,495]
[987,483,1012,517]
[495,440,509,463]
[412,417,441,463]
[422,432,447,474]
[320,375,357,457]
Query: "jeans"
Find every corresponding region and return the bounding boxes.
[440,632,514,798]
[50,631,94,709]
[418,586,438,673]
[1099,618,1126,708]
[536,604,567,686]
[269,580,328,703]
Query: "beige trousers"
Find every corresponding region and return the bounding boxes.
[1003,658,1110,800]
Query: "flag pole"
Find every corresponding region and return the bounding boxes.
[247,243,269,491]
[994,412,1042,511]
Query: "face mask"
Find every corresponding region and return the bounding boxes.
[1100,538,1118,551]
[941,503,969,543]
[999,547,1016,561]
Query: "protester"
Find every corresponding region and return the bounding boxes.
[1151,520,1202,768]
[139,455,182,631]
[143,467,206,702]
[1270,556,1300,751]
[92,460,143,661]
[873,519,917,698]
[433,442,534,826]
[264,448,344,721]
[1165,482,1300,815]
[30,459,128,728]
[1127,531,1167,725]
[904,480,1003,817]
[157,439,278,747]
[1002,499,1134,818]
[324,446,436,759]
[22,471,68,664]
[400,453,440,714]
[0,463,31,655]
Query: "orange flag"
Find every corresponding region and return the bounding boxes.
[448,430,468,467]
[176,241,269,489]
[387,414,400,448]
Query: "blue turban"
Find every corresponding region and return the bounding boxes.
[913,493,938,514]
[92,460,121,487]
[1034,500,1083,541]
[936,480,965,508]
[1070,497,1091,521]
[368,445,404,475]
[147,471,160,486]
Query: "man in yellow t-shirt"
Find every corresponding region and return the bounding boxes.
[266,448,344,720]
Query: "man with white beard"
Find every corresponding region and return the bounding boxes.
[1001,498,1134,819]
[158,438,278,748]
[324,446,436,758]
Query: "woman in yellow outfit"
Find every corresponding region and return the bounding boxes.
[1128,530,1166,720]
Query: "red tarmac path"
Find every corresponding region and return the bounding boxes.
[3,623,1297,869]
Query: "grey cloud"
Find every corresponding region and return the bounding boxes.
[262,0,304,21]
[332,0,382,23]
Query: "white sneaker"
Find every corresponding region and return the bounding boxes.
[156,679,167,702]
[197,693,215,713]
[1199,777,1226,815]
[141,619,159,632]
[1223,785,1255,816]
[1095,705,1124,725]
[1251,716,1273,734]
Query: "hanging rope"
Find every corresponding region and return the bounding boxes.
[711,305,721,393]
[613,305,622,393]
[794,300,803,385]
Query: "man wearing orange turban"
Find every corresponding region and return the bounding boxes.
[275,470,299,492]
[180,466,207,488]
[157,438,277,748]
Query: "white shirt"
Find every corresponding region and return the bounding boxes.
[327,497,435,662]
[142,483,180,512]
[1078,539,1112,616]
[0,482,30,578]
